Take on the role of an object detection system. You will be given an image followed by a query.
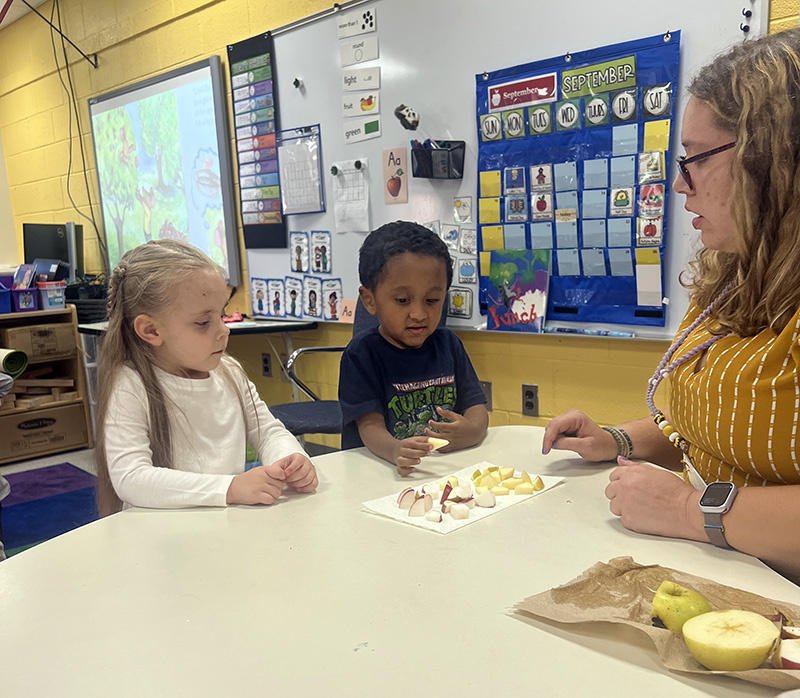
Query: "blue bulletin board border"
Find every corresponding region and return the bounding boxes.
[475,32,680,327]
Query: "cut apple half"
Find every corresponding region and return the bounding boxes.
[428,437,450,451]
[397,488,416,509]
[682,609,780,671]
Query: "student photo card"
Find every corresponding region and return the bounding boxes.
[250,277,269,316]
[303,276,323,318]
[310,230,332,273]
[268,279,285,317]
[322,278,343,321]
[289,231,310,272]
[284,276,304,318]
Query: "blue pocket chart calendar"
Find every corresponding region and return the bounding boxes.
[476,33,680,327]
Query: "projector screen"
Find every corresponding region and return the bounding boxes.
[88,56,241,285]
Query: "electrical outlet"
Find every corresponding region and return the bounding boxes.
[522,383,538,417]
[261,353,272,377]
[478,380,492,411]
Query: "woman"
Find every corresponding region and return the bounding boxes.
[543,28,800,583]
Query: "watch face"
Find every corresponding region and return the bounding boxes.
[700,482,735,507]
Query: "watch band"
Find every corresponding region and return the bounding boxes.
[702,512,732,549]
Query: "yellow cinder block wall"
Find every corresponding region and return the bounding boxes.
[1,1,792,450]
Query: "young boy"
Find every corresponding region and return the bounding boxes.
[339,221,489,475]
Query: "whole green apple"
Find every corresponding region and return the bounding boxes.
[651,580,712,634]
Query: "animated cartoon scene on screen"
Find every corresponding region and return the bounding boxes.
[200,0,763,338]
[88,57,241,285]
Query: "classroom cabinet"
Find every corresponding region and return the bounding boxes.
[0,306,94,464]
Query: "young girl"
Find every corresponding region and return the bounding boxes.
[96,240,318,516]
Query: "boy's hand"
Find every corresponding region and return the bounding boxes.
[227,464,285,505]
[426,406,487,452]
[273,453,319,493]
[392,436,433,476]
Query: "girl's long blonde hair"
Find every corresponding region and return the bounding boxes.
[96,240,244,516]
[682,28,800,336]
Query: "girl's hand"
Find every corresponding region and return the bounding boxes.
[541,409,618,461]
[273,453,319,493]
[227,464,285,505]
[392,437,433,476]
[604,457,704,541]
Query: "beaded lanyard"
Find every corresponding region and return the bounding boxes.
[646,281,736,455]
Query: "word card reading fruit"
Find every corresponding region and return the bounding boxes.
[361,462,563,534]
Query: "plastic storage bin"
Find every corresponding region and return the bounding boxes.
[12,288,39,312]
[36,280,67,311]
[0,283,10,314]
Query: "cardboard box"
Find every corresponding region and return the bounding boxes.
[0,403,88,459]
[0,323,75,358]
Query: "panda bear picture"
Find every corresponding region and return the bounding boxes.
[393,104,420,130]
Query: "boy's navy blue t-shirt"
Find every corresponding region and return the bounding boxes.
[338,327,487,450]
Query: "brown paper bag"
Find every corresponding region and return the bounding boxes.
[514,556,800,690]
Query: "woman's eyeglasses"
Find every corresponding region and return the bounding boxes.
[676,142,736,190]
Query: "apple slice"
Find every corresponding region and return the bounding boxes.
[499,467,515,480]
[682,610,780,671]
[471,469,482,481]
[514,482,535,495]
[439,482,453,505]
[425,509,443,523]
[408,496,428,517]
[775,638,800,669]
[782,625,800,640]
[501,477,524,490]
[450,484,473,501]
[475,485,488,495]
[532,476,544,491]
[461,496,476,509]
[422,492,433,512]
[521,470,532,483]
[428,437,450,451]
[479,472,499,488]
[491,485,510,496]
[397,488,416,509]
[475,489,496,508]
[450,502,470,520]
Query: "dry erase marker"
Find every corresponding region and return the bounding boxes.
[543,326,635,338]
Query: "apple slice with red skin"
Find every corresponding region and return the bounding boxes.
[774,638,800,669]
[397,487,416,509]
[439,482,453,506]
[782,625,800,640]
[408,496,428,517]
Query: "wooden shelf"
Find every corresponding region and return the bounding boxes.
[0,305,94,465]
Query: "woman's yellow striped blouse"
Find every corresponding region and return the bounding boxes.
[668,304,800,487]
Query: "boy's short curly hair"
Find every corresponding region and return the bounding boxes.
[358,221,453,290]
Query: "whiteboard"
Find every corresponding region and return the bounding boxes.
[245,0,766,339]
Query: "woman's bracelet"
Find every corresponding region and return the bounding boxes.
[602,426,633,458]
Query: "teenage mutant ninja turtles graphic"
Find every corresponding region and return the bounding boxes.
[388,376,457,439]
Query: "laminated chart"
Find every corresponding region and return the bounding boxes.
[476,33,680,327]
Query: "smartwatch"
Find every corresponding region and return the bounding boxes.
[699,481,738,549]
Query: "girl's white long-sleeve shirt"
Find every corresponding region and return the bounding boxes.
[104,356,306,509]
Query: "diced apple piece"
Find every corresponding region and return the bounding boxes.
[471,469,482,481]
[499,467,515,480]
[461,497,476,509]
[521,470,532,483]
[514,482,535,495]
[408,497,428,517]
[501,477,524,490]
[532,476,544,491]
[428,437,450,451]
[782,625,800,640]
[439,482,453,505]
[491,485,510,496]
[775,638,800,669]
[487,466,499,474]
[450,503,470,520]
[421,484,438,498]
[397,488,416,509]
[425,509,443,523]
[476,486,488,495]
[451,485,473,501]
[475,489,496,508]
[479,472,499,488]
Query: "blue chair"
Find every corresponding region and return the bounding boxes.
[269,297,446,439]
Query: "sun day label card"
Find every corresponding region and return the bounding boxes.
[361,462,563,534]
